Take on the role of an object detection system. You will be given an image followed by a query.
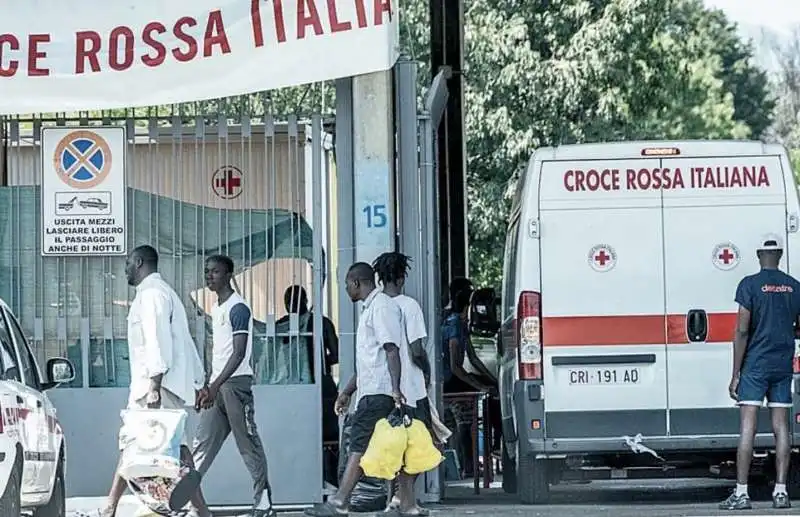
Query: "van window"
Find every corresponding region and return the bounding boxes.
[502,217,521,318]
[0,312,20,382]
[4,310,39,389]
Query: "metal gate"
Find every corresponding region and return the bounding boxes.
[0,107,330,505]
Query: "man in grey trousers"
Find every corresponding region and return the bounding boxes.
[191,254,276,517]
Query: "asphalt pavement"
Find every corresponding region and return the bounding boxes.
[63,479,795,517]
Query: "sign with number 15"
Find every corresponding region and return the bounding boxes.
[362,204,387,228]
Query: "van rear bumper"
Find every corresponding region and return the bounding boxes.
[521,435,798,456]
[512,380,800,457]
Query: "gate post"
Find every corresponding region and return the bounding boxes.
[334,71,396,391]
[395,57,423,301]
[418,67,451,503]
[353,71,396,262]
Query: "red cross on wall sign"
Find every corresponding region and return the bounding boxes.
[712,242,740,271]
[718,248,735,265]
[212,166,243,200]
[588,244,616,272]
[595,250,611,266]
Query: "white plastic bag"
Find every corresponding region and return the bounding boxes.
[118,408,187,480]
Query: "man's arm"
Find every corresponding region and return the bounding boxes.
[341,374,357,396]
[732,279,753,380]
[409,338,431,386]
[449,338,491,392]
[374,305,404,396]
[138,289,173,391]
[209,303,250,392]
[405,301,431,383]
[732,305,751,378]
[465,339,494,380]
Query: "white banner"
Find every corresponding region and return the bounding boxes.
[41,127,127,256]
[0,0,399,115]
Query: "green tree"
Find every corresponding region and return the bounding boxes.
[445,0,775,287]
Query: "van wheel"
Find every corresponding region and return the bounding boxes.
[501,442,517,494]
[0,454,22,517]
[518,452,550,504]
[34,458,65,517]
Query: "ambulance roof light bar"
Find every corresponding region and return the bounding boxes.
[642,147,681,156]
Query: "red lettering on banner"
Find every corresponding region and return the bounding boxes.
[1,0,398,79]
[109,27,135,71]
[75,32,101,74]
[373,0,393,25]
[203,11,231,57]
[27,34,50,76]
[355,0,369,28]
[298,0,325,39]
[172,17,199,62]
[328,0,353,33]
[142,23,168,67]
[0,34,20,77]
[251,0,265,47]
[563,165,772,192]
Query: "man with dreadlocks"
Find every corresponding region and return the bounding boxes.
[373,252,432,517]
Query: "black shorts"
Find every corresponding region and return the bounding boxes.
[349,394,395,454]
[412,398,433,432]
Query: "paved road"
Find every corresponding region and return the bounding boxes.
[64,479,794,517]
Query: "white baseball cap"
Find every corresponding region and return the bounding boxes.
[757,233,784,251]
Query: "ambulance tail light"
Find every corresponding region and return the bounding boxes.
[517,291,542,380]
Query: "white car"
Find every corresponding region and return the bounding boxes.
[0,299,75,516]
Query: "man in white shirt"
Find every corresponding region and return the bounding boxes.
[191,254,276,517]
[373,252,431,516]
[305,262,412,517]
[103,245,207,517]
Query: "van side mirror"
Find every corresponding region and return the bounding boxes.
[469,287,500,337]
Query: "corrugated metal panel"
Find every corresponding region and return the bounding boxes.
[0,118,322,388]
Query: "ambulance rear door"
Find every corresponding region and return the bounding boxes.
[660,148,787,437]
[539,155,669,439]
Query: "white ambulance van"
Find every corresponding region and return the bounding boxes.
[474,141,800,504]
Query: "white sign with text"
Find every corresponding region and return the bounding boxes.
[41,127,127,256]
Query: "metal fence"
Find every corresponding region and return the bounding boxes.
[0,110,332,503]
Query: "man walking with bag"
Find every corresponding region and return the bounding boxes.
[102,245,207,517]
[305,262,413,517]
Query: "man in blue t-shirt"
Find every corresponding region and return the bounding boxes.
[720,234,800,511]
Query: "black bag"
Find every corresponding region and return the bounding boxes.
[338,415,388,512]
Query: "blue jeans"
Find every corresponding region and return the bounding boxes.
[737,371,793,407]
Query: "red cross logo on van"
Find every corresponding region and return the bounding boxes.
[589,244,617,272]
[712,242,740,271]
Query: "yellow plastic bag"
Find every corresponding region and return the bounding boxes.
[360,412,408,480]
[403,419,443,475]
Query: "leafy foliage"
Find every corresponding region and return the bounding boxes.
[401,0,773,287]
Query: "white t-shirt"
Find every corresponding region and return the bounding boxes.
[393,294,428,406]
[210,292,254,383]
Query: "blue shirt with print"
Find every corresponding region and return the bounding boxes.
[736,268,800,375]
[441,311,468,383]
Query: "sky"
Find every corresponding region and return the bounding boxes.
[704,0,800,34]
